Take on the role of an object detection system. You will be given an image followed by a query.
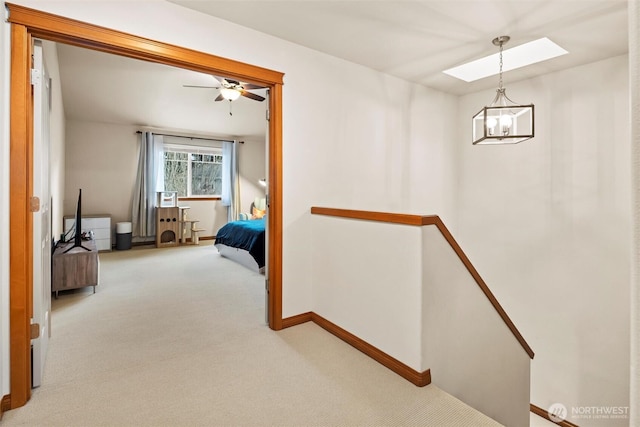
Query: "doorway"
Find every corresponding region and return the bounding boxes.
[8,3,284,410]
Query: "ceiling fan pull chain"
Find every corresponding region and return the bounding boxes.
[229,100,233,116]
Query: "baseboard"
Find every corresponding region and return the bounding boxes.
[530,403,580,427]
[281,311,313,328]
[0,394,11,419]
[122,236,213,248]
[281,311,430,387]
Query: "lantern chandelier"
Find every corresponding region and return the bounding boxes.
[472,36,535,145]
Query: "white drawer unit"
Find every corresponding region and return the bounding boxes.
[63,214,112,251]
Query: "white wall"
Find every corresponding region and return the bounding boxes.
[0,1,11,399]
[629,3,639,424]
[64,120,139,232]
[456,56,630,426]
[238,137,266,217]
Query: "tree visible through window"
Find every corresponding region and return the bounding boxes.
[164,150,222,197]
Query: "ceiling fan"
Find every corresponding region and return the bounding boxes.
[184,76,266,102]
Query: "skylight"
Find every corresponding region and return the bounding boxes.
[443,37,568,82]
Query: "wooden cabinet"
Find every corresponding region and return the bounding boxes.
[52,239,99,298]
[64,214,112,251]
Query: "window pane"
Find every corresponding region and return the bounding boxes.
[164,152,188,197]
[191,161,222,195]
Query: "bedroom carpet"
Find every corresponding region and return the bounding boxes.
[2,242,504,427]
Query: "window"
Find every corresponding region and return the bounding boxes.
[164,146,223,197]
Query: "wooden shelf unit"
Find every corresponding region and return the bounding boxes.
[156,207,180,248]
[156,206,205,247]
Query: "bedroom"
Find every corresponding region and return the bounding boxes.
[55,42,269,252]
[0,1,635,426]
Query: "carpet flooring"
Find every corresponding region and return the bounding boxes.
[2,242,504,426]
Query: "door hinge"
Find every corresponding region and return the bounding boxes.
[30,196,40,212]
[30,68,41,86]
[30,323,40,339]
[266,108,270,121]
[265,278,270,292]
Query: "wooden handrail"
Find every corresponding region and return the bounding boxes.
[310,206,535,359]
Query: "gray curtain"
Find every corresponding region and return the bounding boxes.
[131,132,165,237]
[221,140,240,222]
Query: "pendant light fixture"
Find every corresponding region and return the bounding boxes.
[472,36,534,145]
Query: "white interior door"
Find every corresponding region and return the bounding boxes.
[32,40,52,388]
[264,89,270,326]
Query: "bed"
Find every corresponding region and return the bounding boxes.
[214,218,265,274]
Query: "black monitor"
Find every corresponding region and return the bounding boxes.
[64,189,91,253]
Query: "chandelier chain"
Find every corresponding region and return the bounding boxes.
[498,41,504,90]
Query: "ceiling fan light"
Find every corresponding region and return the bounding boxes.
[220,87,241,101]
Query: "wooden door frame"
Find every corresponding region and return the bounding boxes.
[7,3,284,409]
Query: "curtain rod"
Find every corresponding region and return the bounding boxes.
[135,131,243,143]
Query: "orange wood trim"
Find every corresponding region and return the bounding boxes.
[268,83,283,331]
[7,2,285,409]
[281,312,313,328]
[0,395,11,419]
[5,3,284,87]
[311,206,439,226]
[9,22,32,409]
[310,313,431,387]
[310,207,535,360]
[530,404,580,427]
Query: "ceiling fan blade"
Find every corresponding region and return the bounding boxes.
[240,90,266,102]
[214,93,225,102]
[242,83,263,90]
[183,84,220,89]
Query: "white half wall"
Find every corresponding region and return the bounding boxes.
[311,215,424,369]
[421,225,530,427]
[311,213,531,425]
[456,55,630,426]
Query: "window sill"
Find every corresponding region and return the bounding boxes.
[178,197,221,201]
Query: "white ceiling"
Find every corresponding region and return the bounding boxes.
[55,0,628,136]
[171,0,629,95]
[56,43,269,138]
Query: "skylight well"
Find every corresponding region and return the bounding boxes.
[443,37,568,82]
